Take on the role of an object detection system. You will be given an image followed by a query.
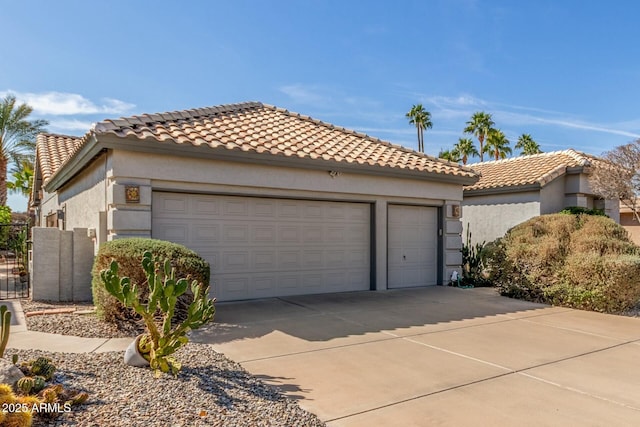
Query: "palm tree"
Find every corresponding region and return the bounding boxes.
[438,148,461,163]
[453,137,479,165]
[0,95,47,205]
[484,129,512,160]
[7,158,34,198]
[515,133,542,156]
[406,104,432,153]
[463,111,494,162]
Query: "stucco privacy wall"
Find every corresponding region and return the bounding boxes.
[462,191,541,245]
[31,227,94,301]
[51,149,466,290]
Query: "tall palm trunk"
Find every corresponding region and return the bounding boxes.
[0,155,7,206]
[479,135,484,162]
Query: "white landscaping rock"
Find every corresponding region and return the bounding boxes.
[0,357,24,386]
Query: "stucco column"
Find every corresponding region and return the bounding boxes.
[374,199,387,291]
[107,177,152,240]
[443,202,463,283]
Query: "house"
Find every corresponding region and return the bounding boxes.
[620,202,640,245]
[30,102,479,302]
[462,150,620,245]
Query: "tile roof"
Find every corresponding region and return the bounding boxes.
[465,149,595,192]
[35,133,84,184]
[37,102,478,188]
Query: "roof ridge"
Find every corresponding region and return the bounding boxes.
[94,101,265,132]
[561,148,591,165]
[38,132,83,140]
[468,149,594,166]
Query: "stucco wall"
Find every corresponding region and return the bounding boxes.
[37,190,58,227]
[49,149,467,290]
[462,191,541,245]
[621,212,640,245]
[57,153,109,232]
[39,153,110,252]
[540,176,566,214]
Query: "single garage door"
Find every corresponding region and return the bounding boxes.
[387,204,438,288]
[152,192,371,301]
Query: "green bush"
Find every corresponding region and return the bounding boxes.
[559,206,606,216]
[458,226,492,287]
[487,214,640,313]
[0,206,11,248]
[91,238,210,323]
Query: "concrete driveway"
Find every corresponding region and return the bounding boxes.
[190,287,640,426]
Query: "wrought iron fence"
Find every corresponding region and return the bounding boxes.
[0,223,30,299]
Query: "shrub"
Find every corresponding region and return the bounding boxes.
[487,213,640,312]
[559,206,606,216]
[0,206,11,248]
[91,238,210,323]
[458,226,491,287]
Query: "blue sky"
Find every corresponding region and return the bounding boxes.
[2,0,640,211]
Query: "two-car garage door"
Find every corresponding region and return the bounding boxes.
[152,192,371,301]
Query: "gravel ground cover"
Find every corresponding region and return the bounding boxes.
[21,300,142,338]
[15,300,326,427]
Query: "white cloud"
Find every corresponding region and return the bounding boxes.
[533,117,640,139]
[279,84,330,106]
[1,90,135,115]
[418,93,640,140]
[48,119,94,133]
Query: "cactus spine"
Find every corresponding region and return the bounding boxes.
[0,305,11,358]
[67,391,89,406]
[30,357,56,380]
[32,376,46,393]
[16,377,35,394]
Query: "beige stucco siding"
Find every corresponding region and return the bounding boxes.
[57,153,109,232]
[462,191,541,245]
[86,149,465,289]
[621,212,640,245]
[38,153,110,249]
[110,151,463,202]
[540,176,566,214]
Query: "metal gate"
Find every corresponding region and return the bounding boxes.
[0,223,30,299]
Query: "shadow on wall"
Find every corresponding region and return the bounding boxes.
[189,286,549,344]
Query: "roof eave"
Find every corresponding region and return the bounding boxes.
[44,133,100,192]
[80,133,479,186]
[464,183,541,196]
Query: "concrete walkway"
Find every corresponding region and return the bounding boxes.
[1,300,133,353]
[190,287,640,426]
[3,289,640,425]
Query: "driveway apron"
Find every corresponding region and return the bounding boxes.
[190,287,640,426]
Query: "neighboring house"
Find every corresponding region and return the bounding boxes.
[31,102,478,302]
[620,202,640,245]
[462,150,620,245]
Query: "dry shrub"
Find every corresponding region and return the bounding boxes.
[91,238,210,323]
[488,213,640,313]
[570,215,637,255]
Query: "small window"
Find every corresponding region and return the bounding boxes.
[45,209,65,230]
[45,212,58,228]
